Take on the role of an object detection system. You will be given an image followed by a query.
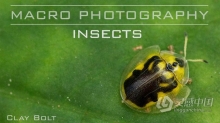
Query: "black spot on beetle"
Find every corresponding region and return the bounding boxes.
[132,70,142,77]
[143,56,160,70]
[160,80,178,93]
[175,58,184,67]
[172,62,178,67]
[166,63,174,71]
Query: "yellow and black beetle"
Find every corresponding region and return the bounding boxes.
[120,34,207,113]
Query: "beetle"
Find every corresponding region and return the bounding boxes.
[120,34,207,113]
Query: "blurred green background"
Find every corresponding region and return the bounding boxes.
[0,0,220,123]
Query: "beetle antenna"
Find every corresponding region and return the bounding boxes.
[184,32,188,58]
[187,59,208,63]
[184,33,208,63]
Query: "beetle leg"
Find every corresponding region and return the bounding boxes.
[186,78,192,84]
[145,107,151,113]
[167,45,174,52]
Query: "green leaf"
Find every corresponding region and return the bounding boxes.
[0,0,220,123]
